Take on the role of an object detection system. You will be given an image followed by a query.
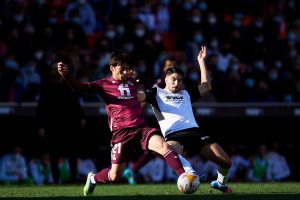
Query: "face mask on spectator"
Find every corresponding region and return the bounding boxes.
[268,72,278,81]
[273,15,282,23]
[78,0,86,4]
[154,33,162,43]
[138,64,147,73]
[208,16,217,25]
[254,20,263,28]
[232,19,241,28]
[48,17,57,24]
[135,28,145,37]
[255,35,264,44]
[116,25,125,35]
[189,72,199,81]
[245,78,255,89]
[288,49,297,58]
[5,59,19,70]
[287,31,296,46]
[34,50,44,61]
[25,65,36,73]
[255,61,264,70]
[120,0,128,7]
[36,0,45,4]
[198,2,208,11]
[274,61,282,69]
[183,2,193,10]
[193,33,203,44]
[210,39,218,49]
[71,17,81,25]
[123,42,134,52]
[14,15,24,23]
[105,31,116,39]
[192,16,201,24]
[231,64,239,72]
[161,0,170,5]
[283,94,293,102]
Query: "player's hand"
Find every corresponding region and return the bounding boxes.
[197,46,206,62]
[57,62,69,76]
[124,69,140,82]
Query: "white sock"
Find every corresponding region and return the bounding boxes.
[91,175,96,184]
[217,167,230,185]
[178,155,196,174]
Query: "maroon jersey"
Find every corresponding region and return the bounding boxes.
[64,75,145,131]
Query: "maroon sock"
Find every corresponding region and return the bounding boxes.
[94,168,111,183]
[131,151,154,173]
[164,150,185,176]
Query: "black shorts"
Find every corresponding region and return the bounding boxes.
[165,127,214,155]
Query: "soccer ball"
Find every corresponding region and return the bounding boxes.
[177,172,200,194]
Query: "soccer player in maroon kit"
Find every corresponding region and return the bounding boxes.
[56,51,185,195]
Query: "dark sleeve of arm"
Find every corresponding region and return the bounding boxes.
[187,85,201,103]
[63,74,91,94]
[144,87,157,104]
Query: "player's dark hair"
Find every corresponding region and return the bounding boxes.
[109,50,131,69]
[165,66,184,77]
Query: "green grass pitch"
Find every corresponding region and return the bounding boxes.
[0,183,300,200]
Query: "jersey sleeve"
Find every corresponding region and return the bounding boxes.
[144,87,157,104]
[187,84,201,103]
[63,74,102,94]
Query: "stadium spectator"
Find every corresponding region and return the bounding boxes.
[64,0,97,34]
[248,144,269,182]
[189,154,205,178]
[138,155,165,183]
[58,157,71,184]
[202,160,218,181]
[57,51,186,196]
[266,142,291,181]
[77,157,97,182]
[0,146,30,184]
[228,146,249,182]
[28,152,54,185]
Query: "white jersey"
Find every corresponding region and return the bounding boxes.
[145,87,199,138]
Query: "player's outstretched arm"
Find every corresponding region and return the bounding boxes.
[197,46,212,96]
[56,62,90,93]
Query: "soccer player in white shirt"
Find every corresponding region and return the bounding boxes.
[138,46,233,193]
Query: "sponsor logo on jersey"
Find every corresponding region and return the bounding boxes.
[164,94,184,104]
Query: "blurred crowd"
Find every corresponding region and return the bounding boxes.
[0,0,300,103]
[130,143,292,183]
[0,145,97,185]
[0,143,292,185]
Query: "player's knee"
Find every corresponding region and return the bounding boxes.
[160,142,172,154]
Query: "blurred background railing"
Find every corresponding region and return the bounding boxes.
[1,102,300,118]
